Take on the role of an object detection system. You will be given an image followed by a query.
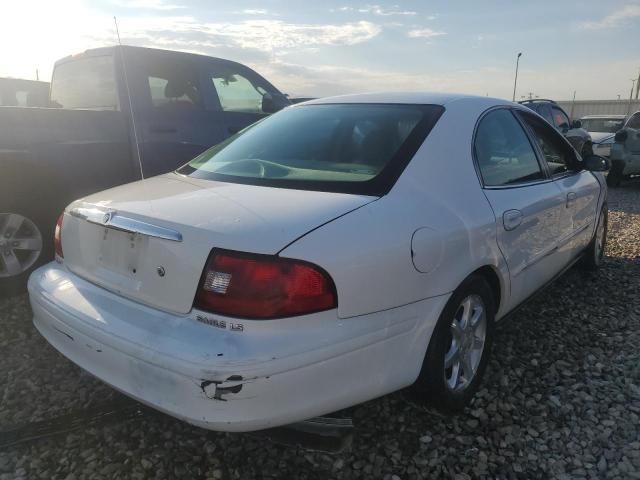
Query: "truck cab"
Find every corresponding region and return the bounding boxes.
[0,46,290,293]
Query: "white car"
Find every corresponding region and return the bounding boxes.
[580,114,636,158]
[28,93,609,432]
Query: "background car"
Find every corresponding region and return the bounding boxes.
[29,93,609,433]
[579,114,628,158]
[519,99,592,156]
[609,115,640,186]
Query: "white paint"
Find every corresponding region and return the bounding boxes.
[29,92,606,431]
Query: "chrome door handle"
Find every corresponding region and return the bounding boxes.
[566,192,577,208]
[503,209,523,231]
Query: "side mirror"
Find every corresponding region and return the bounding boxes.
[583,154,610,172]
[571,119,582,129]
[262,92,290,114]
[559,123,569,134]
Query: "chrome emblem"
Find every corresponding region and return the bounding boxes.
[102,212,113,225]
[157,266,166,277]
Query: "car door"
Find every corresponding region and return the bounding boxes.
[474,108,567,309]
[517,110,600,262]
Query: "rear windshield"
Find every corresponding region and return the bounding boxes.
[178,103,443,195]
[580,118,625,133]
[50,55,119,110]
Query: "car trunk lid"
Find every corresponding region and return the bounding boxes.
[61,173,375,314]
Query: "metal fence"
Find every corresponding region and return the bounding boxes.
[556,99,640,119]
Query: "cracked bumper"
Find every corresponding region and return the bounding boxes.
[28,263,448,432]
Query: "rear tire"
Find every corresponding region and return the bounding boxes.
[606,160,625,187]
[412,275,495,414]
[580,204,608,271]
[0,207,54,297]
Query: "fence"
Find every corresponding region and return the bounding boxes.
[555,99,640,119]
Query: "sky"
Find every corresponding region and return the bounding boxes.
[1,0,639,100]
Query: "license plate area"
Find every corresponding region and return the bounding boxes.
[97,227,148,277]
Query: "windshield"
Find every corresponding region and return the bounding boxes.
[580,118,625,133]
[178,103,443,195]
[50,55,119,110]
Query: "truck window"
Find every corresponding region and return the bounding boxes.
[50,56,119,110]
[210,69,267,114]
[146,67,201,109]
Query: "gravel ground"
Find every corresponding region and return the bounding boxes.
[1,182,640,480]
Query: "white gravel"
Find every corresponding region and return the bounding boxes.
[1,181,640,479]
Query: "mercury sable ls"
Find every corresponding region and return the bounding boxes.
[28,93,609,432]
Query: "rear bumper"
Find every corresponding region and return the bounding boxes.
[29,263,448,432]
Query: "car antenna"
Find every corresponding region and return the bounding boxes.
[114,16,144,180]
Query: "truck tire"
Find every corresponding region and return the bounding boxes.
[0,193,56,297]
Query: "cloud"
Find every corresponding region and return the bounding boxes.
[235,9,269,15]
[407,28,447,39]
[580,4,640,29]
[120,18,382,52]
[335,5,416,16]
[111,0,184,10]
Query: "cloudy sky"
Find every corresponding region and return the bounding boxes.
[2,0,639,100]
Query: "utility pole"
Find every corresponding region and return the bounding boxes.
[629,78,637,115]
[512,52,522,102]
[35,69,39,81]
[635,68,640,100]
[570,90,576,120]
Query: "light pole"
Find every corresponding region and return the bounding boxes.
[512,52,522,102]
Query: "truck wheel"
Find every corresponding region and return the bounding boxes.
[412,275,495,413]
[580,204,608,271]
[0,211,52,297]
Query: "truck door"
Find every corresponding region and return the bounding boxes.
[134,54,218,178]
[203,61,288,139]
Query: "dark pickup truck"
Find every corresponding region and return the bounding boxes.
[0,45,290,293]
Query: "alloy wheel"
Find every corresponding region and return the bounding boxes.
[0,213,43,278]
[444,294,487,392]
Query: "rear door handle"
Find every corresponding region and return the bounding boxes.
[503,209,523,231]
[150,124,177,133]
[566,192,577,208]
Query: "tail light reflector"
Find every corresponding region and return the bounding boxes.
[54,213,64,260]
[195,250,337,319]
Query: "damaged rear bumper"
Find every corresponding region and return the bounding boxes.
[28,263,448,432]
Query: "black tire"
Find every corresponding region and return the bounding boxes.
[580,203,608,271]
[606,160,624,187]
[412,274,495,414]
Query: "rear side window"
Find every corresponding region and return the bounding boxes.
[50,56,119,110]
[474,109,544,186]
[518,111,573,176]
[178,103,444,195]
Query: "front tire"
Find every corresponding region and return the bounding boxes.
[412,275,495,414]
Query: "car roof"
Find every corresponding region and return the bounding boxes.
[300,92,512,107]
[580,114,627,119]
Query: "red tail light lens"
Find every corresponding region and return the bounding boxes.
[54,213,64,259]
[195,250,337,319]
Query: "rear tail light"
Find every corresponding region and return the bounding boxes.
[54,213,64,260]
[195,249,337,319]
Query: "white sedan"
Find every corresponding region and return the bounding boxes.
[28,93,609,432]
